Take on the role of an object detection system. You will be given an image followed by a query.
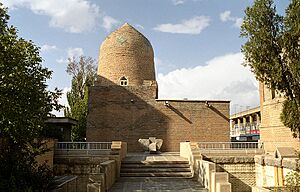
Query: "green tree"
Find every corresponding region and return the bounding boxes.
[284,159,300,191]
[0,4,61,191]
[64,56,97,141]
[241,0,300,137]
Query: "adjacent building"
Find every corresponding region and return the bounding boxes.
[230,107,261,142]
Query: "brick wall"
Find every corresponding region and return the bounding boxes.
[217,163,256,192]
[98,23,155,86]
[259,83,300,153]
[87,82,230,152]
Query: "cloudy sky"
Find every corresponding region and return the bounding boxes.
[2,0,290,115]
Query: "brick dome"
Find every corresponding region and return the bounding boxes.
[98,23,156,86]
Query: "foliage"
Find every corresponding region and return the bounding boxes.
[284,154,300,190]
[64,56,97,141]
[0,3,61,191]
[241,0,300,137]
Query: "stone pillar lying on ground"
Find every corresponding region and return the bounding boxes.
[138,137,163,153]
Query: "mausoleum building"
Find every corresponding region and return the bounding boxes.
[86,23,230,152]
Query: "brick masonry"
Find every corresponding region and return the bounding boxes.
[98,23,155,87]
[87,82,230,152]
[86,23,230,152]
[217,163,256,192]
[259,83,300,153]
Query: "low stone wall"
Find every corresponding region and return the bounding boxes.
[196,160,232,192]
[54,157,117,192]
[53,141,127,192]
[87,160,117,192]
[180,142,260,192]
[202,156,256,192]
[254,154,299,189]
[180,142,232,192]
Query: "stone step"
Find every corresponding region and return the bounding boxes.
[121,163,190,168]
[121,160,189,164]
[120,172,193,178]
[121,168,191,173]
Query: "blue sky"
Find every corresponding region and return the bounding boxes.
[2,0,290,115]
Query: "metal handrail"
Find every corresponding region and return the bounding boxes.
[197,142,261,150]
[55,142,112,150]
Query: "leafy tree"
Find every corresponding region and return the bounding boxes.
[241,0,300,137]
[64,56,97,141]
[284,160,300,190]
[0,4,61,191]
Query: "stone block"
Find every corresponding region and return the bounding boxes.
[156,139,163,150]
[216,182,231,192]
[138,139,149,150]
[111,141,122,150]
[282,158,298,170]
[211,172,229,192]
[198,160,216,191]
[149,143,157,152]
[180,142,191,158]
[149,137,156,143]
[138,138,163,152]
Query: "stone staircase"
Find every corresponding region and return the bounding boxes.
[120,153,192,178]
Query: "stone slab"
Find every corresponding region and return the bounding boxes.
[108,177,208,192]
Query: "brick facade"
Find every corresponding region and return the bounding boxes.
[98,23,155,87]
[259,83,300,152]
[86,23,230,152]
[217,163,256,192]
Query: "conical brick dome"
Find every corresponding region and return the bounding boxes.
[98,23,156,86]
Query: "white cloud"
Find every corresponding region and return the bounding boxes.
[56,58,67,64]
[102,16,119,32]
[220,10,243,28]
[220,11,231,22]
[51,87,70,117]
[172,0,186,5]
[3,0,100,33]
[234,18,243,28]
[171,0,203,5]
[67,47,84,58]
[154,16,210,35]
[157,53,259,113]
[40,44,57,52]
[56,47,84,64]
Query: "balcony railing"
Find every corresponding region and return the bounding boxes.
[55,142,112,151]
[231,122,260,136]
[197,142,260,150]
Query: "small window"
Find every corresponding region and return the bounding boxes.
[120,76,128,86]
[271,89,275,99]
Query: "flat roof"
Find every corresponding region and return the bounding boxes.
[45,117,77,125]
[230,106,260,119]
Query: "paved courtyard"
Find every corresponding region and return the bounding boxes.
[109,177,208,192]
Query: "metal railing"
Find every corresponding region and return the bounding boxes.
[55,142,112,151]
[197,142,261,150]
